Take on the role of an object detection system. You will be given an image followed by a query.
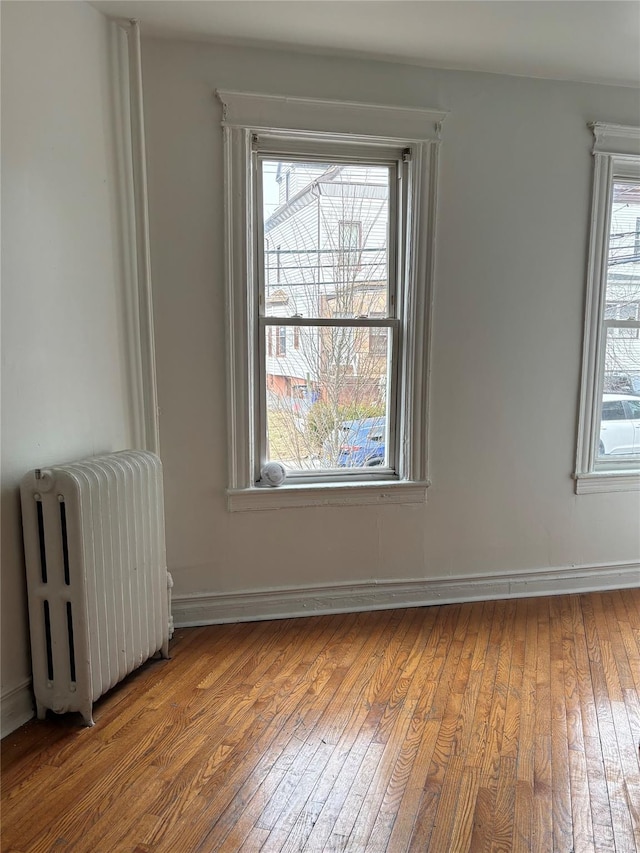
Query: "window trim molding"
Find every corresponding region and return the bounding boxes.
[590,122,640,157]
[218,91,446,506]
[574,471,640,495]
[575,122,640,494]
[227,480,429,512]
[217,90,447,140]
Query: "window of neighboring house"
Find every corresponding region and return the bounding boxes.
[338,221,361,274]
[575,122,640,493]
[369,327,389,355]
[218,90,445,508]
[605,301,640,338]
[368,311,388,355]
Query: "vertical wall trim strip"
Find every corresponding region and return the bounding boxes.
[123,19,160,455]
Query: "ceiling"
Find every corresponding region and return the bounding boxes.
[90,1,640,88]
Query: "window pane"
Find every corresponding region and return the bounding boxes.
[264,324,391,472]
[599,324,640,458]
[262,160,391,319]
[606,182,640,339]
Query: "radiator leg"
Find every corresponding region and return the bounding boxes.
[81,704,95,727]
[166,571,175,648]
[36,701,47,721]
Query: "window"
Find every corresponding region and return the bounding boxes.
[575,123,640,493]
[369,311,389,355]
[275,326,287,357]
[338,221,361,272]
[218,90,446,509]
[605,301,640,338]
[601,400,626,421]
[369,327,389,356]
[264,157,395,475]
[627,399,640,419]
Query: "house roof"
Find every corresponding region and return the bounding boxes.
[265,164,343,232]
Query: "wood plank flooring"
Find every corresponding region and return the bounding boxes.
[2,590,640,852]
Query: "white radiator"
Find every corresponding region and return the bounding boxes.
[20,450,173,727]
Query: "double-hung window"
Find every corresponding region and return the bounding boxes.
[575,123,640,493]
[218,91,446,509]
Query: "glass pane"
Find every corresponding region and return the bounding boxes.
[262,160,391,319]
[602,181,640,409]
[604,300,640,391]
[598,325,640,459]
[605,180,640,326]
[264,324,391,472]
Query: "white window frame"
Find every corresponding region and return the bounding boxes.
[575,123,640,494]
[218,91,446,511]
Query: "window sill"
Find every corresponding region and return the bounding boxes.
[574,470,640,494]
[227,480,430,511]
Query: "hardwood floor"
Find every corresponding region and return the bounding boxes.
[2,590,640,852]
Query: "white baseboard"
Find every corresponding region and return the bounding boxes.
[2,564,636,736]
[1,679,33,739]
[172,561,640,627]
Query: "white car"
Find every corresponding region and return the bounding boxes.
[599,394,640,456]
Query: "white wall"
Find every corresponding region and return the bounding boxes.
[1,1,137,733]
[141,38,640,609]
